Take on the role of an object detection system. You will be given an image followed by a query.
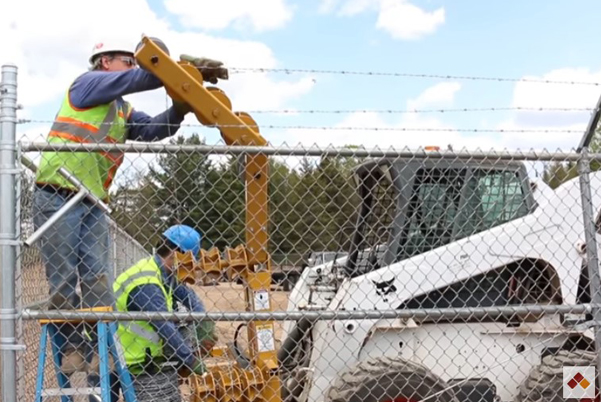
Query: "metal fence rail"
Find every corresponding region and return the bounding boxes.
[4,61,601,402]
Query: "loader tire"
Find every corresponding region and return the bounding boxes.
[327,356,459,402]
[514,348,598,402]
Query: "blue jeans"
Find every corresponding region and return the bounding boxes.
[32,186,115,351]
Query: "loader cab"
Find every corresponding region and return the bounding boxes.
[344,157,536,278]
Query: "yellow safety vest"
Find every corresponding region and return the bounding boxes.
[35,84,131,201]
[113,257,173,367]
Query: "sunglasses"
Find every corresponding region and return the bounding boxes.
[114,56,137,67]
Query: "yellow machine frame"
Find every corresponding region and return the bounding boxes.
[134,36,281,402]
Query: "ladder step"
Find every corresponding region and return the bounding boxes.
[41,387,102,396]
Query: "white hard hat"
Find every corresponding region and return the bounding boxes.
[89,39,135,65]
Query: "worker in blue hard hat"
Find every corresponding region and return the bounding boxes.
[111,224,217,402]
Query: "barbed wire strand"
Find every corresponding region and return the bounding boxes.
[244,106,595,114]
[227,66,601,86]
[17,119,584,134]
[18,107,595,122]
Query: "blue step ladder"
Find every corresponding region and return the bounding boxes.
[34,306,137,402]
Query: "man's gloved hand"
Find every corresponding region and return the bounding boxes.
[178,358,206,378]
[180,54,229,84]
[191,359,207,375]
[196,320,217,356]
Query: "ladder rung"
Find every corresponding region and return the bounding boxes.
[41,387,101,396]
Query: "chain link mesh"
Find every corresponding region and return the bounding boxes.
[4,46,601,400]
[10,132,601,402]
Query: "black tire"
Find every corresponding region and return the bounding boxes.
[327,356,459,402]
[514,348,598,402]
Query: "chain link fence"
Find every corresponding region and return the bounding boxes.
[3,61,601,402]
[15,172,151,402]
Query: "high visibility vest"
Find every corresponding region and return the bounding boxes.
[35,84,132,201]
[113,257,173,367]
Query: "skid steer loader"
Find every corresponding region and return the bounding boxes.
[126,36,601,402]
[281,156,601,402]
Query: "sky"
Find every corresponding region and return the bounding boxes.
[2,0,601,184]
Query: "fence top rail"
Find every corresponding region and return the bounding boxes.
[17,141,601,162]
[20,303,595,322]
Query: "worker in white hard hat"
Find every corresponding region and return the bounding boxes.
[31,36,227,401]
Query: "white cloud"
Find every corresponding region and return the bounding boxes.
[164,0,295,32]
[494,67,601,151]
[320,0,445,40]
[508,67,601,129]
[277,81,504,152]
[378,0,445,40]
[338,0,378,16]
[0,0,311,115]
[1,0,314,192]
[407,82,461,110]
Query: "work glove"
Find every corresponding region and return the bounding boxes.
[179,358,207,378]
[197,321,217,353]
[192,359,207,375]
[180,54,229,84]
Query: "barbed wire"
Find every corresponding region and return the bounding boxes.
[244,106,595,114]
[17,119,584,134]
[227,66,601,86]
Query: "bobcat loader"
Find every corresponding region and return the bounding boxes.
[280,154,601,402]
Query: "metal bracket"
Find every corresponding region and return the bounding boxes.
[571,320,601,332]
[0,337,26,351]
[0,308,17,319]
[0,239,22,246]
[0,167,21,174]
[0,343,26,351]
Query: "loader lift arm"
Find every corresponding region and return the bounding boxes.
[134,36,281,402]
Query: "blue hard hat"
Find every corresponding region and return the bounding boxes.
[162,224,202,260]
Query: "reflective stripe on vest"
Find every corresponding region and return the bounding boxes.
[49,101,118,144]
[113,269,160,301]
[113,257,173,366]
[126,322,160,344]
[48,102,123,167]
[35,86,130,201]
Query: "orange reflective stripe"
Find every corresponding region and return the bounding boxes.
[55,116,99,133]
[104,165,118,189]
[48,130,90,144]
[49,130,124,165]
[50,101,119,145]
[103,155,124,189]
[100,151,122,164]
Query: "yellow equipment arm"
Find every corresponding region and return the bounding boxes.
[134,36,280,402]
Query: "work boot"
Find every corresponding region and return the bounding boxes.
[61,348,86,374]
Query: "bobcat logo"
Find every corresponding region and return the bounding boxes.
[372,277,397,298]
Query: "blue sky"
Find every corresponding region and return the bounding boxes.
[4,0,601,164]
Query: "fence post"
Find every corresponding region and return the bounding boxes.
[0,63,19,402]
[577,147,601,394]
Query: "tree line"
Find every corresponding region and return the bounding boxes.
[18,131,601,267]
[110,134,364,266]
